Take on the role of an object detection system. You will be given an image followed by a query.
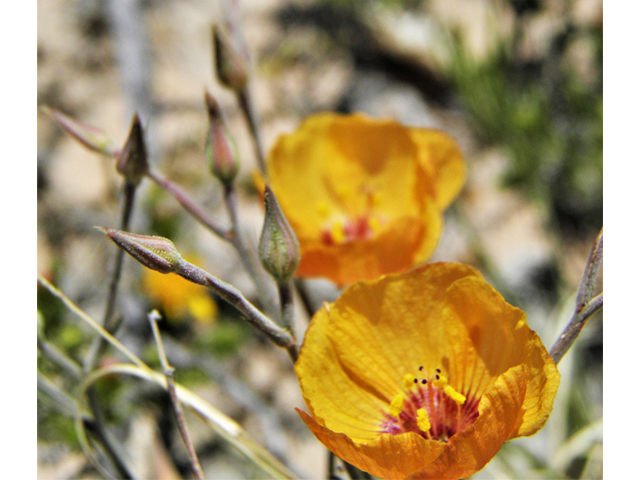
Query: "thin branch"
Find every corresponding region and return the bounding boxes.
[575,228,603,312]
[278,281,296,338]
[38,275,147,369]
[37,372,80,417]
[148,311,205,480]
[84,181,138,377]
[37,336,83,381]
[550,229,604,364]
[193,263,299,363]
[147,168,230,240]
[237,88,266,174]
[551,293,603,364]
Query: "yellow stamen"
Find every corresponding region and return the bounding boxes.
[433,375,447,389]
[330,220,345,244]
[402,374,415,390]
[444,385,466,405]
[389,394,404,417]
[417,408,431,432]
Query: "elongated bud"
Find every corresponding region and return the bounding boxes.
[259,186,300,284]
[116,114,148,185]
[204,91,240,186]
[40,106,118,156]
[96,227,182,274]
[212,24,249,92]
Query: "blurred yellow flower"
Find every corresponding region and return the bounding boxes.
[143,255,218,324]
[295,262,560,480]
[266,112,465,285]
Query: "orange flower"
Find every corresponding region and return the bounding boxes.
[266,113,465,285]
[294,263,560,480]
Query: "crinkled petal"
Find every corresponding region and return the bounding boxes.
[407,364,528,479]
[295,263,485,439]
[297,409,446,480]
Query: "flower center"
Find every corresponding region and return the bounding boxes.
[320,215,381,245]
[317,188,385,246]
[379,368,480,442]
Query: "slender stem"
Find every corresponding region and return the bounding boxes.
[82,181,138,479]
[38,373,134,479]
[278,281,296,338]
[37,372,80,417]
[148,311,205,480]
[550,229,604,364]
[237,87,265,174]
[147,168,230,240]
[37,336,83,381]
[575,228,603,312]
[223,183,279,320]
[551,293,603,364]
[38,275,147,369]
[84,181,137,374]
[176,260,299,362]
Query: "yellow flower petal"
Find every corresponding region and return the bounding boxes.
[295,262,560,479]
[266,112,465,285]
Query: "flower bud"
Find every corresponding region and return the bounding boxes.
[212,24,249,92]
[41,106,118,156]
[259,186,300,284]
[116,113,148,185]
[96,227,182,274]
[204,91,240,186]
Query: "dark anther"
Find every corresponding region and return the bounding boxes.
[435,374,440,380]
[414,378,418,383]
[421,379,427,384]
[436,368,441,373]
[419,366,424,371]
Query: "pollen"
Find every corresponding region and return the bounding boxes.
[379,366,480,442]
[417,408,431,432]
[389,393,405,417]
[402,373,416,390]
[433,374,447,389]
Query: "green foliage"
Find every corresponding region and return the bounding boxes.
[447,24,602,235]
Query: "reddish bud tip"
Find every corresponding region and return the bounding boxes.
[204,92,240,185]
[116,114,148,185]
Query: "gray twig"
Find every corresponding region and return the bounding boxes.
[550,229,603,364]
[148,310,205,480]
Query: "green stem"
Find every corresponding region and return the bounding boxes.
[224,183,280,320]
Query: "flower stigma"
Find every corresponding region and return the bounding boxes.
[380,367,479,442]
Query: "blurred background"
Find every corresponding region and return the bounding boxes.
[37,0,603,478]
